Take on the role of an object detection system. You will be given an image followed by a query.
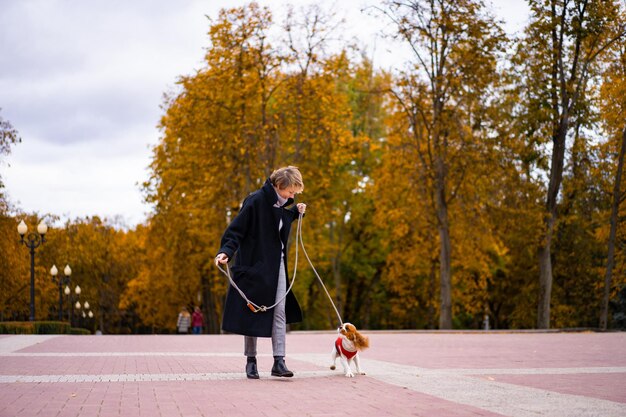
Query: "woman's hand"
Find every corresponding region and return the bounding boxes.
[215,253,229,266]
[296,203,306,214]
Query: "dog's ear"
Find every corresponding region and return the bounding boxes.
[355,332,370,350]
[346,324,358,340]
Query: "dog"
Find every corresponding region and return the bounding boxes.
[330,322,369,377]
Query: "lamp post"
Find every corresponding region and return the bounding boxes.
[80,301,91,329]
[50,265,71,321]
[17,219,48,321]
[75,300,82,327]
[67,285,81,327]
[64,285,71,321]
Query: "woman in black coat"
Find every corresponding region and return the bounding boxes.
[215,166,306,379]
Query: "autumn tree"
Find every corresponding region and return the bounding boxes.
[0,110,27,321]
[513,0,626,328]
[131,2,387,332]
[599,127,626,328]
[374,0,506,328]
[273,5,388,329]
[333,59,390,328]
[599,36,626,329]
[0,109,20,191]
[28,216,141,333]
[128,3,285,332]
[1,213,38,321]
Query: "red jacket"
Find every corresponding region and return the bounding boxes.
[192,311,203,327]
[335,337,357,359]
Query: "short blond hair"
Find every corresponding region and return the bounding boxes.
[270,166,304,192]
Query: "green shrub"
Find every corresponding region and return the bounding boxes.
[0,322,34,334]
[69,327,91,335]
[32,321,71,334]
[0,321,74,334]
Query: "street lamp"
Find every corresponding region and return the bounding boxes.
[67,285,81,327]
[76,299,91,328]
[17,219,48,321]
[80,302,88,318]
[81,301,93,332]
[50,265,71,321]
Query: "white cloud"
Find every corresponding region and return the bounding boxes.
[0,0,210,227]
[0,0,529,228]
[2,128,154,227]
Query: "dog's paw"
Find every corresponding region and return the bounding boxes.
[330,365,336,370]
[344,372,355,378]
[359,372,366,375]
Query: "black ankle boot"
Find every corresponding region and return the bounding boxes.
[246,357,259,379]
[271,356,294,377]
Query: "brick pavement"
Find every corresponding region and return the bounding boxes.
[0,331,625,416]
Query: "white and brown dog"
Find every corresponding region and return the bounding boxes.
[330,322,370,377]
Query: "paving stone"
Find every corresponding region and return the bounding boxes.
[0,332,624,416]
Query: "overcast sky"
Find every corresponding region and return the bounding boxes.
[0,0,529,228]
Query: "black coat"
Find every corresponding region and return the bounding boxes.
[217,179,303,337]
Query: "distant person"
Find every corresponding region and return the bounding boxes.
[192,306,204,334]
[215,166,306,379]
[177,307,191,334]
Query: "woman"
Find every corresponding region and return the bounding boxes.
[215,166,306,379]
[176,307,191,334]
[191,306,204,334]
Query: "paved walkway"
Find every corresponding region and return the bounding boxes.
[0,331,625,416]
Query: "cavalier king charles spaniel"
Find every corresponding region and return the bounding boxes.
[330,322,370,377]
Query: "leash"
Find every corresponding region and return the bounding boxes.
[216,214,302,313]
[216,212,344,326]
[297,215,344,327]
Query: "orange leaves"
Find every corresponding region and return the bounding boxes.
[3,2,626,332]
[136,2,382,331]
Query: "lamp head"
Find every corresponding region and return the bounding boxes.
[17,220,27,236]
[37,221,48,235]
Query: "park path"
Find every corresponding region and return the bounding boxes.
[0,331,625,416]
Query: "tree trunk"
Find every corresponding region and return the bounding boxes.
[438,216,452,329]
[537,231,554,329]
[600,126,626,329]
[427,257,437,329]
[329,221,343,316]
[436,158,452,329]
[201,272,219,334]
[537,121,568,329]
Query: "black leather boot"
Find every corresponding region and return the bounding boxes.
[246,357,259,379]
[271,356,294,377]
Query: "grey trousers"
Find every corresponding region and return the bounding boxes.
[244,257,287,357]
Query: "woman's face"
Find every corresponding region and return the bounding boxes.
[276,186,299,200]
